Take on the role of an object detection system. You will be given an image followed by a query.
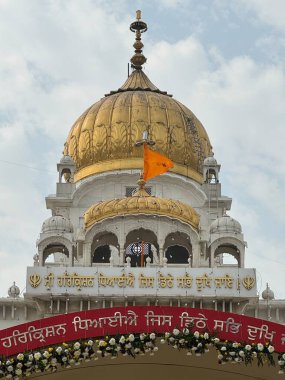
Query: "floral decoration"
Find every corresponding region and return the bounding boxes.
[0,329,284,379]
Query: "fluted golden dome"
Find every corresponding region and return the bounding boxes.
[84,186,200,230]
[64,69,212,182]
[64,11,212,183]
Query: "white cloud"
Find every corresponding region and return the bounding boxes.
[239,0,285,32]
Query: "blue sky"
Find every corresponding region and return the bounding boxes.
[0,0,285,298]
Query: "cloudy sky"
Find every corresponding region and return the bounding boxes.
[0,0,284,298]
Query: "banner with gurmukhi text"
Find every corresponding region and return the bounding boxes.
[0,307,285,357]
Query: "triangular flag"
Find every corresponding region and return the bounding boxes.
[143,144,174,182]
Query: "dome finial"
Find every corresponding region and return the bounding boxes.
[130,10,147,70]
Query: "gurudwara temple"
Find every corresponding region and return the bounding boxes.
[0,10,284,380]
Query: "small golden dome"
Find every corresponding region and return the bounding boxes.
[84,187,200,230]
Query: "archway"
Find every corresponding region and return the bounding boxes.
[125,241,156,267]
[214,243,240,267]
[125,228,158,266]
[91,231,119,265]
[165,244,191,264]
[164,232,192,264]
[43,243,69,265]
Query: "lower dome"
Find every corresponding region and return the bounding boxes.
[84,187,199,230]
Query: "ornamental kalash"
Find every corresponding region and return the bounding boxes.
[1,10,285,380]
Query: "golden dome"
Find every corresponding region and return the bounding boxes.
[84,185,200,231]
[64,69,212,183]
[64,12,212,183]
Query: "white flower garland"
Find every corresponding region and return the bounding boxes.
[0,330,284,379]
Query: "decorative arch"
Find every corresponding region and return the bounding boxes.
[164,232,192,265]
[0,307,283,378]
[209,237,245,268]
[38,236,73,266]
[91,231,119,265]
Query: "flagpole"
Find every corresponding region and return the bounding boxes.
[141,240,144,267]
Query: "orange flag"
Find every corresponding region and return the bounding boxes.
[143,144,174,182]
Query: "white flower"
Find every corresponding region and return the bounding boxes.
[43,351,50,358]
[179,339,185,344]
[213,338,220,343]
[119,336,125,344]
[28,354,33,361]
[218,354,223,360]
[5,375,12,379]
[183,328,189,335]
[160,339,165,344]
[134,348,140,353]
[221,346,227,351]
[128,334,135,342]
[62,357,67,362]
[239,350,245,357]
[245,345,252,351]
[16,353,24,361]
[15,369,22,376]
[99,340,105,347]
[232,342,239,348]
[56,347,63,354]
[74,342,81,350]
[165,332,170,338]
[7,366,13,372]
[140,333,146,341]
[169,337,175,342]
[229,351,236,356]
[153,346,158,351]
[257,343,264,351]
[283,353,285,360]
[126,343,132,349]
[173,329,180,336]
[204,333,209,339]
[109,338,116,346]
[150,333,156,340]
[74,350,81,357]
[16,363,23,369]
[278,360,285,365]
[34,352,41,361]
[191,346,197,352]
[193,331,200,339]
[87,340,93,346]
[268,345,274,353]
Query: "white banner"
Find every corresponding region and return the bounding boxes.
[26,267,257,298]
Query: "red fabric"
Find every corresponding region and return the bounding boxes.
[0,306,284,356]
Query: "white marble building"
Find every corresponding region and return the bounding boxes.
[0,11,284,330]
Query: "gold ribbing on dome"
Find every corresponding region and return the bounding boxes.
[63,11,213,183]
[84,186,200,231]
[130,10,147,70]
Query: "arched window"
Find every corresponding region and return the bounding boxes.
[43,244,69,265]
[93,245,111,263]
[125,241,154,267]
[206,168,218,184]
[165,245,190,264]
[214,244,240,267]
